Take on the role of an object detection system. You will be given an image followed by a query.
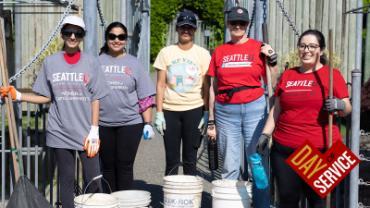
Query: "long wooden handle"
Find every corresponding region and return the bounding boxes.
[262,23,274,108]
[0,18,21,181]
[326,29,334,208]
[328,30,334,149]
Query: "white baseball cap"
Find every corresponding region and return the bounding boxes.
[62,15,85,30]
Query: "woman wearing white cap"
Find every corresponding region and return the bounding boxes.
[1,15,108,208]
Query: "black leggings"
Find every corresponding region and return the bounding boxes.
[271,142,326,208]
[99,123,143,192]
[163,107,203,175]
[54,148,102,208]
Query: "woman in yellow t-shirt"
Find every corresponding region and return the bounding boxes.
[153,10,211,175]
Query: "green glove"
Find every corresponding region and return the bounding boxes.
[154,112,166,136]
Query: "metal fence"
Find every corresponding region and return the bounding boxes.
[0,0,150,207]
[0,0,368,207]
[0,104,55,207]
[359,131,370,208]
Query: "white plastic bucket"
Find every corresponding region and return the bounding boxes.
[74,193,119,208]
[111,190,151,208]
[163,175,203,208]
[211,179,251,208]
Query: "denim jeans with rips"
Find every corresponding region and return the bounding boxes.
[215,95,270,208]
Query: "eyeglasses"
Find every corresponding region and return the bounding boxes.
[229,21,248,26]
[61,29,85,38]
[298,44,320,51]
[108,33,127,41]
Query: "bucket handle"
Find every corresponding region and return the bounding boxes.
[167,162,183,175]
[83,174,112,194]
[79,175,113,204]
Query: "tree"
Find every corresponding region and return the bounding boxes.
[150,0,224,62]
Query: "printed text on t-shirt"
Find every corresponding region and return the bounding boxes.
[52,72,84,82]
[102,65,133,75]
[286,80,314,88]
[221,54,254,68]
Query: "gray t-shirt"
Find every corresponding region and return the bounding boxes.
[33,51,109,150]
[98,53,155,126]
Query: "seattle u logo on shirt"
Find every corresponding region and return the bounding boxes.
[52,72,89,86]
[286,80,314,88]
[102,65,133,75]
[221,54,255,68]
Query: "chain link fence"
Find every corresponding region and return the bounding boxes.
[8,0,75,84]
[359,131,370,207]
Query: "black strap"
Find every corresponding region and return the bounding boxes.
[217,86,259,99]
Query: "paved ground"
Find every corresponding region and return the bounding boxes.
[133,131,218,208]
[131,72,221,208]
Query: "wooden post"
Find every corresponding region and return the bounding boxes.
[0,18,22,182]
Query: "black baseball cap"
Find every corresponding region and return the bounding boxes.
[176,10,197,29]
[228,6,250,22]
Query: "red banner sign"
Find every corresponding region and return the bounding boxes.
[286,141,360,198]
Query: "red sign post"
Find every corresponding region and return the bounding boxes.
[286,141,360,198]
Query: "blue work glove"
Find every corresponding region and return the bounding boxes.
[143,124,155,140]
[154,112,166,136]
[198,111,209,135]
[325,97,345,112]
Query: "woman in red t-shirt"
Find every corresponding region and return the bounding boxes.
[257,29,352,207]
[206,6,278,208]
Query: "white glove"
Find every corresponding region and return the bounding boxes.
[154,112,166,136]
[83,126,100,158]
[143,124,155,140]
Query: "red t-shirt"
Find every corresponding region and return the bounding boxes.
[273,65,349,149]
[207,39,266,104]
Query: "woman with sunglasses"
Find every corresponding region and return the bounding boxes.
[98,22,155,192]
[0,15,108,208]
[206,6,277,208]
[257,29,351,207]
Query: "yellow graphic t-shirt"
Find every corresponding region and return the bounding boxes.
[154,44,211,111]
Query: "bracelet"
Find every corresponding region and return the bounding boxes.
[262,133,271,138]
[144,122,152,126]
[207,120,215,125]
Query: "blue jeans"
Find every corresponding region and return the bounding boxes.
[215,95,270,208]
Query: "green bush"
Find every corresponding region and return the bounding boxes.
[281,49,342,71]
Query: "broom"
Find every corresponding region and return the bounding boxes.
[0,17,51,208]
[0,17,22,182]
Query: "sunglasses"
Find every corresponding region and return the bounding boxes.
[108,33,127,41]
[229,21,248,26]
[61,29,85,38]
